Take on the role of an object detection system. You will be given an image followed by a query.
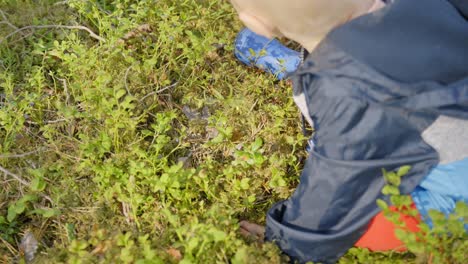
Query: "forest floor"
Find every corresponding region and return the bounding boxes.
[1,1,466,263]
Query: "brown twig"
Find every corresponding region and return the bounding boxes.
[124,66,133,96]
[0,164,54,204]
[25,118,68,125]
[0,165,29,186]
[428,253,434,264]
[0,148,46,159]
[139,82,179,102]
[0,235,17,255]
[57,78,71,105]
[0,10,19,31]
[0,24,106,45]
[139,60,189,103]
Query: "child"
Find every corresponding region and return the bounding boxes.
[230,0,468,263]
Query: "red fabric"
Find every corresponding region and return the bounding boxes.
[355,203,421,252]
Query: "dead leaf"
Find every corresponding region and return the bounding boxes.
[166,247,182,260]
[19,231,38,263]
[206,51,220,61]
[120,24,153,42]
[121,202,133,224]
[182,106,211,121]
[177,152,193,169]
[182,106,200,120]
[201,106,210,119]
[205,127,219,139]
[91,242,109,256]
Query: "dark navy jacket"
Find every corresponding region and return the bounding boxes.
[264,0,468,263]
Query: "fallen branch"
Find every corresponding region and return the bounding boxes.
[0,235,17,255]
[139,82,179,102]
[0,164,54,204]
[25,118,68,125]
[0,148,46,159]
[139,61,188,103]
[0,10,19,31]
[0,24,106,45]
[0,165,29,186]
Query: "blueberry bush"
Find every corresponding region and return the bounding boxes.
[0,1,466,263]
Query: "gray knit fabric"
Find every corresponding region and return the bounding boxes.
[422,116,468,164]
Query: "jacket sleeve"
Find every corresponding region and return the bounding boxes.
[265,45,440,263]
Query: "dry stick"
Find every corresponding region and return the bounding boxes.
[25,118,68,125]
[0,148,46,159]
[139,81,179,102]
[6,31,33,46]
[0,165,54,204]
[139,61,189,102]
[0,165,29,186]
[0,235,17,255]
[58,77,71,105]
[0,24,106,45]
[0,9,19,31]
[53,0,69,5]
[124,66,133,96]
[0,21,18,30]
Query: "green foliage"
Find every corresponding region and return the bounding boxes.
[0,1,465,263]
[375,166,468,264]
[0,0,302,262]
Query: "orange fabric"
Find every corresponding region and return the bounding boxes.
[355,203,421,252]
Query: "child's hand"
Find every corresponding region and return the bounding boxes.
[239,220,265,242]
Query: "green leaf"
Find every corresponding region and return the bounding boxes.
[247,195,256,204]
[209,229,227,242]
[388,174,401,187]
[376,199,389,210]
[397,166,411,177]
[240,178,250,190]
[32,208,61,218]
[28,168,45,178]
[231,247,247,264]
[13,202,26,214]
[66,223,76,241]
[180,259,194,264]
[48,49,63,59]
[384,171,397,184]
[19,194,38,204]
[187,237,199,253]
[394,229,406,241]
[382,185,400,196]
[248,48,256,57]
[7,207,17,222]
[115,89,127,100]
[253,153,265,165]
[251,138,263,152]
[30,177,46,192]
[390,196,402,207]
